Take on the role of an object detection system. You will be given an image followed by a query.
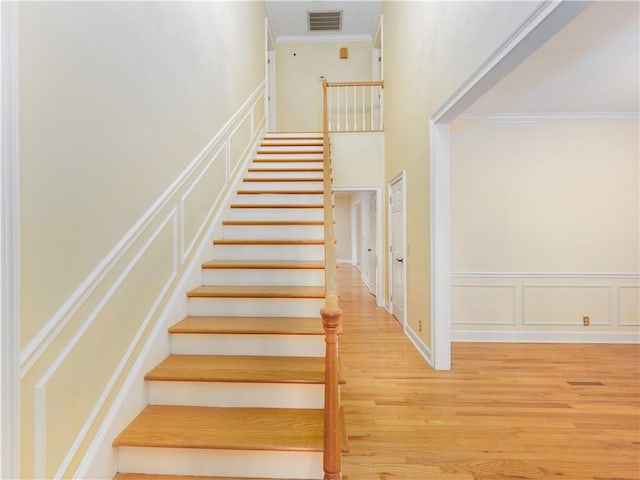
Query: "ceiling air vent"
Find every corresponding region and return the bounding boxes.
[308,10,342,32]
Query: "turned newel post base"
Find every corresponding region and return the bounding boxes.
[321,306,342,480]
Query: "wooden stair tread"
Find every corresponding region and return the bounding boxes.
[187,285,325,299]
[202,259,324,269]
[230,203,323,209]
[115,474,305,480]
[257,150,323,155]
[222,220,323,226]
[169,316,325,335]
[114,405,331,451]
[253,158,322,163]
[236,190,324,195]
[248,167,324,172]
[243,177,323,182]
[264,133,322,138]
[213,239,324,245]
[145,354,345,384]
[115,474,304,480]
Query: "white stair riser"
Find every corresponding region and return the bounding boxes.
[251,161,323,169]
[171,333,325,357]
[259,139,323,150]
[265,132,322,139]
[212,244,324,261]
[246,170,323,179]
[117,447,322,479]
[233,193,324,205]
[261,135,322,142]
[227,208,324,221]
[202,268,324,286]
[241,181,323,191]
[188,297,324,317]
[148,381,325,409]
[222,224,324,240]
[258,146,323,153]
[255,153,323,161]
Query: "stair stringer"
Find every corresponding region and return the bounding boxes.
[73,126,266,480]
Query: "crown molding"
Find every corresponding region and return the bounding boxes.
[456,112,640,124]
[276,33,372,44]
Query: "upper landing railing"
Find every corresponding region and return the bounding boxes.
[325,80,385,132]
[320,79,383,479]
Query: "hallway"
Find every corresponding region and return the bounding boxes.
[337,266,640,480]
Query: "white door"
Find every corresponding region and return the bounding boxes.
[267,50,276,131]
[364,192,377,295]
[389,176,405,324]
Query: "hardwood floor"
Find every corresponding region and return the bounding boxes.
[337,266,640,480]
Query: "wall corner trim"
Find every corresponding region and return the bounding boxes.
[1,1,21,478]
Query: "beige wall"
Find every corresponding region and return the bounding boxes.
[331,132,385,188]
[451,121,640,334]
[276,40,372,131]
[18,2,266,477]
[382,1,541,351]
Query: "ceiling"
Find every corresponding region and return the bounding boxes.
[265,1,639,117]
[265,0,382,42]
[462,1,640,117]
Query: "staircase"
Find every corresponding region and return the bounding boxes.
[113,132,345,480]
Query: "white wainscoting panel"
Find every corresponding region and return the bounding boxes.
[619,285,640,326]
[451,272,640,343]
[452,284,516,325]
[523,284,610,326]
[25,81,267,480]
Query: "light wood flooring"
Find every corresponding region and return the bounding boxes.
[337,266,640,480]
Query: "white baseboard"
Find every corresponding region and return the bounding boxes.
[404,324,433,366]
[452,329,640,344]
[74,127,264,480]
[337,259,351,264]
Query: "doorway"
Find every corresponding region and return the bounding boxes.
[334,187,384,306]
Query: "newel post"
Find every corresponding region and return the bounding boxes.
[321,304,342,480]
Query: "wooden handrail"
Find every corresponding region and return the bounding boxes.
[325,80,384,88]
[321,80,342,480]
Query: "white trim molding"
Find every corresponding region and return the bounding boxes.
[404,324,433,367]
[20,82,266,377]
[456,112,640,124]
[74,115,265,480]
[431,1,591,123]
[451,272,639,337]
[452,330,640,344]
[33,209,179,479]
[1,1,20,478]
[429,0,590,371]
[276,33,371,44]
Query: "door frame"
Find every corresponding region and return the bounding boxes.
[428,1,590,371]
[387,171,406,327]
[1,1,20,477]
[264,17,276,131]
[334,186,384,307]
